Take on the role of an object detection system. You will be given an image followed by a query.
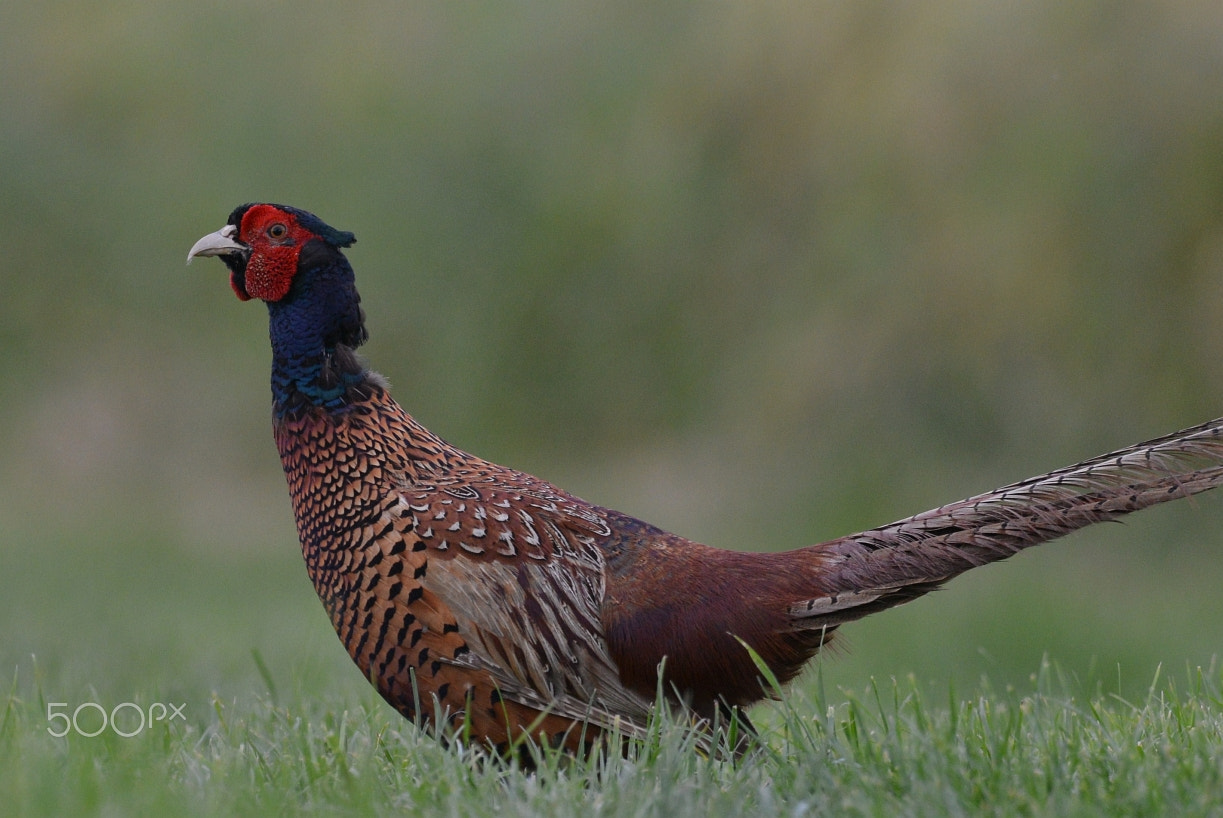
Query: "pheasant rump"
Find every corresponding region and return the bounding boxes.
[189,203,1223,756]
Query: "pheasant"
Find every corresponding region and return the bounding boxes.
[190,203,1223,757]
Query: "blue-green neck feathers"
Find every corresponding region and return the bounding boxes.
[267,239,374,416]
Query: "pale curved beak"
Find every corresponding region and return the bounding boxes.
[187,224,248,264]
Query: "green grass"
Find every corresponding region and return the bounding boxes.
[3,523,1223,816]
[4,656,1222,817]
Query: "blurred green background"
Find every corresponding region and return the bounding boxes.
[3,0,1223,725]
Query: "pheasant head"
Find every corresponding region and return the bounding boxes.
[189,204,371,414]
[188,202,357,302]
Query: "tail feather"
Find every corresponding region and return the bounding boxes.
[791,416,1223,626]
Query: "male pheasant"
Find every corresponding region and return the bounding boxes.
[190,203,1223,757]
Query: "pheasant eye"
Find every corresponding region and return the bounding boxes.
[268,223,288,239]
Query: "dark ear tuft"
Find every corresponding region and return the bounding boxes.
[280,204,357,248]
[226,203,357,248]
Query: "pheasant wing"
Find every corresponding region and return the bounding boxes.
[401,476,656,732]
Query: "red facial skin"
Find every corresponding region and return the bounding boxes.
[231,204,319,302]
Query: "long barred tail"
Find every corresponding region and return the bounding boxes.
[792,416,1223,627]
